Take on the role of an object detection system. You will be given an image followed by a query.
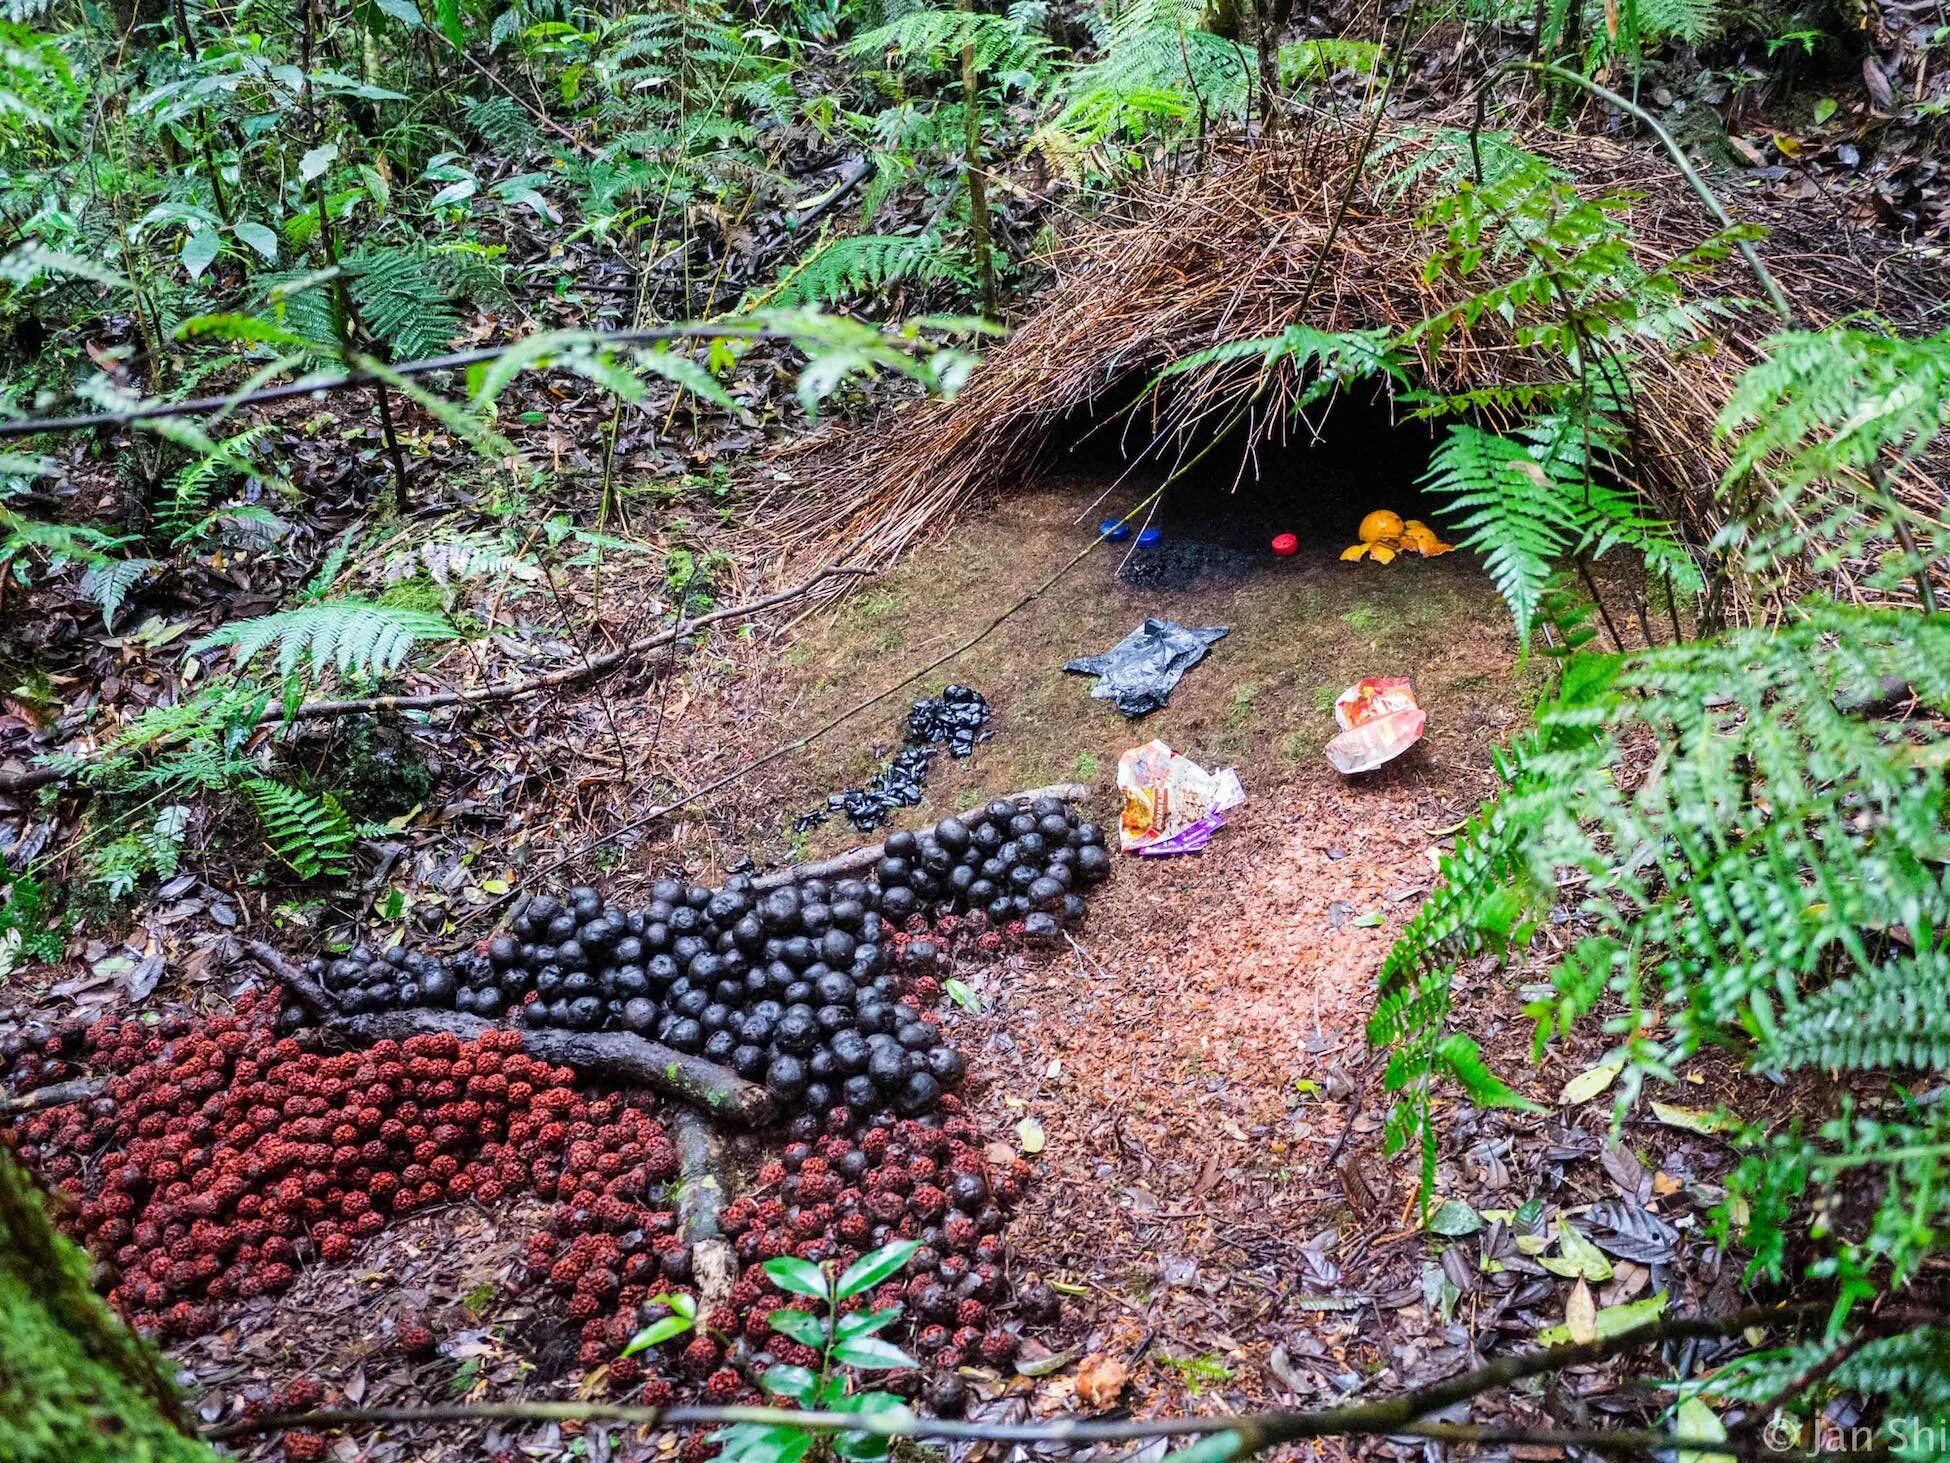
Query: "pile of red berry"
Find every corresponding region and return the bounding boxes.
[522,1096,1059,1410]
[4,992,683,1341]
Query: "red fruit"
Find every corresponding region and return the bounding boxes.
[680,1335,720,1377]
[277,1377,326,1411]
[284,1433,328,1462]
[703,1368,742,1402]
[396,1323,437,1357]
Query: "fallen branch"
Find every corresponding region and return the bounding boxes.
[248,941,777,1127]
[0,1078,102,1114]
[673,1109,737,1313]
[280,565,869,721]
[204,1301,1848,1458]
[0,567,870,796]
[750,782,1091,891]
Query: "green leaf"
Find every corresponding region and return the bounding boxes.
[1537,1289,1668,1345]
[375,0,423,24]
[1558,1057,1625,1106]
[233,220,280,262]
[1813,97,1837,124]
[435,0,465,48]
[763,1256,832,1300]
[1538,1223,1613,1282]
[1171,1433,1245,1463]
[759,1364,817,1402]
[713,1423,815,1463]
[300,143,339,183]
[834,1309,901,1341]
[768,1309,830,1348]
[623,1314,695,1354]
[181,226,220,281]
[1675,1397,1734,1463]
[832,1335,918,1370]
[836,1241,919,1299]
[1427,1199,1482,1236]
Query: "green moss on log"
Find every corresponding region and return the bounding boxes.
[0,1150,213,1463]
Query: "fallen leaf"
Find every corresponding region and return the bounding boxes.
[1427,1199,1483,1237]
[1565,1280,1597,1344]
[1559,1057,1624,1105]
[1539,1222,1613,1282]
[1651,1100,1744,1136]
[1015,1116,1046,1154]
[1676,1397,1734,1463]
[1075,1353,1130,1410]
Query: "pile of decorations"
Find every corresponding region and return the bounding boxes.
[800,686,993,832]
[533,1100,1049,1412]
[0,1002,1052,1410]
[4,997,672,1340]
[297,797,1108,1116]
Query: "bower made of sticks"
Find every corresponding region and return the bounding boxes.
[778,123,1927,604]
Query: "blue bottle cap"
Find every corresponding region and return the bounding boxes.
[1098,518,1133,543]
[1135,528,1163,549]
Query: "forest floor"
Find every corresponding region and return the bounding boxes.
[147,462,1766,1460]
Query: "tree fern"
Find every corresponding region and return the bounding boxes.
[241,779,355,879]
[189,600,458,680]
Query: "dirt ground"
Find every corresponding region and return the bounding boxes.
[715,479,1746,1433]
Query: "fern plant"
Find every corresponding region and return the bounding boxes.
[188,599,459,681]
[1715,323,1949,607]
[767,231,972,306]
[241,779,355,879]
[1422,415,1701,651]
[1374,604,1950,1312]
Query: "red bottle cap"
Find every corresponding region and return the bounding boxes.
[1271,533,1299,557]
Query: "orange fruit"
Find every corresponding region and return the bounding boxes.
[1358,509,1405,543]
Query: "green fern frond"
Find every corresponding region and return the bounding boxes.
[189,600,458,680]
[241,779,355,879]
[1765,953,1950,1073]
[158,424,276,541]
[770,232,969,306]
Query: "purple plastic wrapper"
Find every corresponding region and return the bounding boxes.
[1136,813,1229,855]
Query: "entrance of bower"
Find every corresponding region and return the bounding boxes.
[1040,384,1455,592]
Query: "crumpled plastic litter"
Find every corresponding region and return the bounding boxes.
[797,686,992,832]
[904,684,990,756]
[1325,677,1426,775]
[1116,739,1245,856]
[1064,618,1229,717]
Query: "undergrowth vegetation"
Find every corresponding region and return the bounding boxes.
[0,0,1946,1450]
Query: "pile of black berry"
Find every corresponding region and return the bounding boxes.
[297,796,1107,1116]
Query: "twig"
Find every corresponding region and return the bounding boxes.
[247,941,776,1125]
[0,323,822,438]
[0,1078,102,1114]
[206,1301,1849,1454]
[1470,60,1794,322]
[0,567,869,796]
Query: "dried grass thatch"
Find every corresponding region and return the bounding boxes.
[777,116,1943,610]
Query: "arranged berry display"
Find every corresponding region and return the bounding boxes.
[299,797,1109,1117]
[3,994,676,1340]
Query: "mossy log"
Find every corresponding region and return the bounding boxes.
[0,1149,213,1463]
